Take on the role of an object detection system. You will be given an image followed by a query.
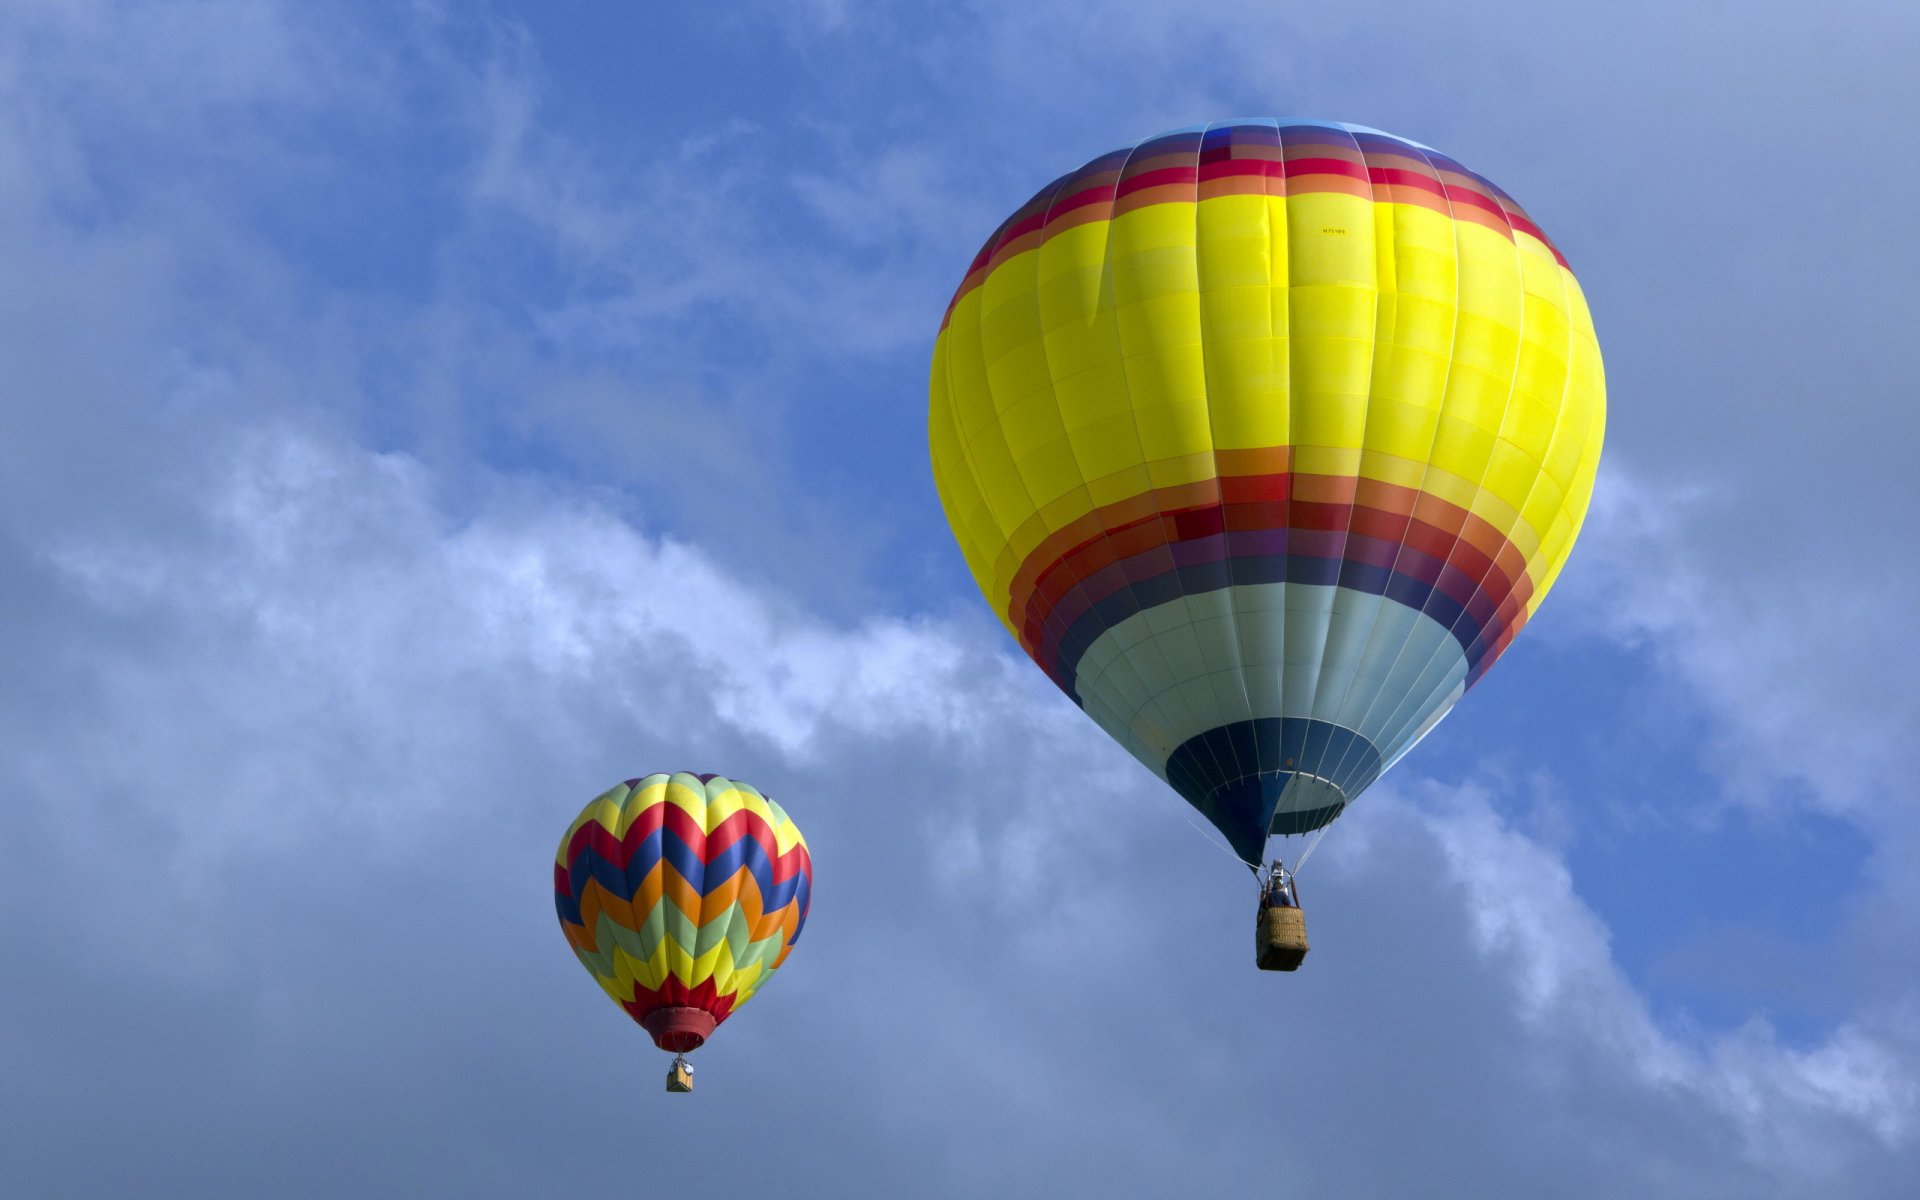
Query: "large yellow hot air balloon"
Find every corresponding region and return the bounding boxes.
[929,120,1603,966]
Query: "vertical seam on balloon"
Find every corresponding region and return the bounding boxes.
[1160,122,1259,842]
[936,278,997,620]
[741,784,776,1007]
[1363,156,1535,767]
[953,177,1065,662]
[1276,118,1321,759]
[987,168,1077,654]
[1304,124,1411,804]
[1094,130,1238,810]
[681,775,708,1007]
[668,775,699,1008]
[651,780,682,1011]
[933,215,996,601]
[1510,233,1583,615]
[776,795,811,960]
[1513,259,1588,619]
[720,785,749,1007]
[615,781,647,1007]
[980,157,1194,810]
[738,790,769,1009]
[666,776,693,1005]
[1546,328,1605,603]
[1373,180,1552,755]
[928,348,984,613]
[1027,146,1167,774]
[1245,116,1291,846]
[752,789,787,1005]
[1228,119,1290,833]
[976,167,1073,714]
[650,778,677,1008]
[1296,121,1388,817]
[1111,138,1234,806]
[1311,129,1459,806]
[945,204,1020,613]
[702,771,721,998]
[705,778,738,1007]
[965,202,1039,632]
[1234,116,1292,838]
[1557,316,1606,594]
[1272,119,1340,832]
[1319,136,1474,791]
[1190,120,1262,820]
[1472,216,1571,641]
[620,780,655,1012]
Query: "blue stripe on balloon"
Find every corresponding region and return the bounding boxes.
[563,829,808,911]
[1164,717,1385,864]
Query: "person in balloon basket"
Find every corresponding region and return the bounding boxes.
[1262,864,1299,910]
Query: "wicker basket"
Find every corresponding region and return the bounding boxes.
[1257,905,1309,972]
[666,1060,694,1093]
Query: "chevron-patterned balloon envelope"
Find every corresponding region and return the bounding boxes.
[554,773,812,1054]
[930,120,1605,866]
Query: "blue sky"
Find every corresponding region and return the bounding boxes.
[3,2,1917,1196]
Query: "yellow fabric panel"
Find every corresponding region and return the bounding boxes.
[1110,205,1213,488]
[1197,193,1288,449]
[944,288,998,440]
[1524,278,1607,614]
[1036,224,1112,341]
[1054,362,1139,480]
[1425,225,1520,516]
[928,345,999,603]
[1287,192,1377,466]
[934,325,1009,609]
[1364,201,1457,455]
[1285,193,1375,287]
[728,959,769,1004]
[1362,396,1445,465]
[610,934,669,995]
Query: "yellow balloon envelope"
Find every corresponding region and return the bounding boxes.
[929,120,1604,863]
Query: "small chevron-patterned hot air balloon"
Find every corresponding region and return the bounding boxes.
[554,773,812,1091]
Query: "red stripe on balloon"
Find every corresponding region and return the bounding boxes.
[563,799,792,872]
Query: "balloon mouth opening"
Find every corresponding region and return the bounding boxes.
[640,1007,716,1054]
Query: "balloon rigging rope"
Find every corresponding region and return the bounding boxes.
[1173,800,1337,877]
[1290,818,1337,876]
[1179,807,1261,872]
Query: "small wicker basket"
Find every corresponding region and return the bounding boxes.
[1257,905,1309,972]
[666,1060,695,1093]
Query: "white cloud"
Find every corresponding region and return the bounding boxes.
[1561,468,1920,834]
[34,419,1123,877]
[1420,780,1917,1161]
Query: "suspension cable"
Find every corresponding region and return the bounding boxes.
[1178,806,1261,871]
[1289,811,1342,875]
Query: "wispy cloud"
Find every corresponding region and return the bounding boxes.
[1424,781,1917,1157]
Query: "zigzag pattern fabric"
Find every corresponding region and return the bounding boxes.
[930,120,1605,863]
[554,773,812,1039]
